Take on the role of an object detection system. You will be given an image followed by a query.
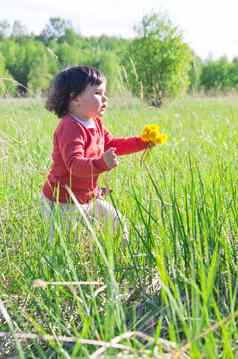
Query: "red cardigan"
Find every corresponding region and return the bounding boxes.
[42,114,148,204]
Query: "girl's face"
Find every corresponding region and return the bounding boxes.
[69,81,108,120]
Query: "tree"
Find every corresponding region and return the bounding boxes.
[0,20,11,39]
[28,53,52,95]
[11,20,28,39]
[61,28,80,45]
[40,17,73,42]
[94,51,123,95]
[0,38,57,94]
[230,57,238,89]
[200,56,234,91]
[188,52,202,94]
[123,12,192,102]
[53,43,81,68]
[0,53,17,96]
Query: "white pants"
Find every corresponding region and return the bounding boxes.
[40,193,129,242]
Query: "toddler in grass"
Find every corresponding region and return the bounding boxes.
[41,65,150,242]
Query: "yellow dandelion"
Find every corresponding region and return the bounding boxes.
[155,133,168,144]
[155,135,162,144]
[160,133,168,144]
[140,124,167,145]
[149,124,160,130]
[141,133,150,141]
[149,130,158,142]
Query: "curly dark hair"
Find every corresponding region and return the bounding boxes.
[46,65,105,117]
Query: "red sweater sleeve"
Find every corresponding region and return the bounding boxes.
[57,122,109,178]
[103,126,148,155]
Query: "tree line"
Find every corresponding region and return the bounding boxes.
[0,14,238,102]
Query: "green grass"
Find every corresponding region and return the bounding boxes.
[0,95,238,358]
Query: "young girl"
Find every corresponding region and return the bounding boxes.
[41,65,149,241]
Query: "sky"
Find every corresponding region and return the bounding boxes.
[1,0,238,60]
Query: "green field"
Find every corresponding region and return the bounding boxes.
[0,95,238,358]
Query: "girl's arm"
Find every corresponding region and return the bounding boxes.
[103,127,148,155]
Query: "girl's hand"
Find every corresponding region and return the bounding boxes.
[103,147,118,169]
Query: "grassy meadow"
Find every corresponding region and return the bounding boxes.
[0,94,238,358]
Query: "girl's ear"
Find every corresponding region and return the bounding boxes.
[71,94,81,104]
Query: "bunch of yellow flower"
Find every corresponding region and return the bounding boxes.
[141,124,168,145]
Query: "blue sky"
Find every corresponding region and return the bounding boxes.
[1,0,238,60]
